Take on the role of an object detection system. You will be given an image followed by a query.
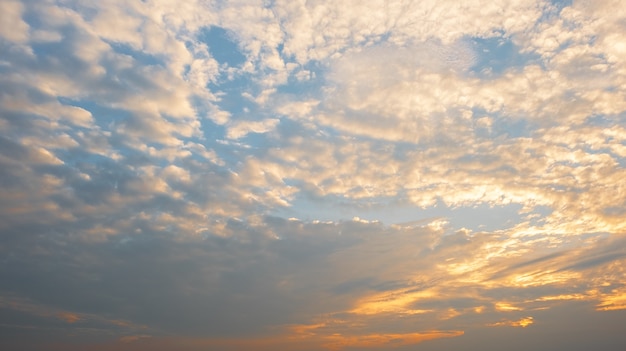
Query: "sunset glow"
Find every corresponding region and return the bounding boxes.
[1,0,626,350]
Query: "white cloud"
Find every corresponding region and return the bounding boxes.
[0,0,29,43]
[226,118,280,139]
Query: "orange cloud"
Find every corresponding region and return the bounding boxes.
[283,318,464,350]
[596,289,626,311]
[488,317,534,328]
[495,302,523,312]
[350,288,436,315]
[533,294,587,302]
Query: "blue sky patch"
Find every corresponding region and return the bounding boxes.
[198,26,247,67]
[469,36,540,77]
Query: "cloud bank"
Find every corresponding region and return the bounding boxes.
[1,0,626,350]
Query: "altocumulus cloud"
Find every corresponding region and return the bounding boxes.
[1,0,626,350]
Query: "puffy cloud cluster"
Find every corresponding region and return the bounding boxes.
[1,0,626,350]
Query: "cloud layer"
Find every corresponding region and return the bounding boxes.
[1,0,626,350]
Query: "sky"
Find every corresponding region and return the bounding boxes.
[1,0,626,350]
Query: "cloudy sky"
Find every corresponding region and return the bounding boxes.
[1,0,626,350]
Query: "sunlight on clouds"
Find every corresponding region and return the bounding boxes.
[285,319,464,350]
[507,270,582,288]
[488,316,534,328]
[596,289,626,311]
[495,302,523,312]
[351,288,437,315]
[532,294,587,302]
[1,0,626,350]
